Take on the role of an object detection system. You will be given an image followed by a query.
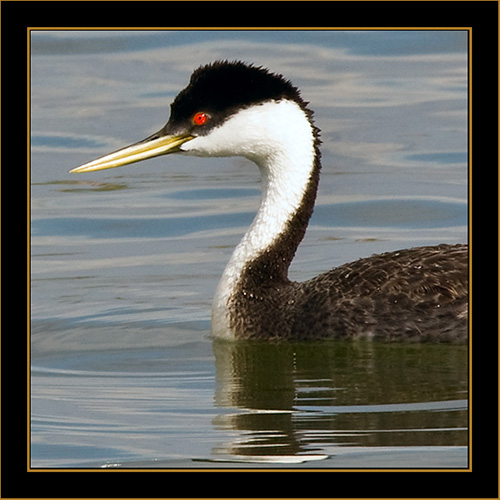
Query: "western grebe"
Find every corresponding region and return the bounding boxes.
[70,61,468,342]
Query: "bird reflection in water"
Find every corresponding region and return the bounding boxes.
[211,341,468,464]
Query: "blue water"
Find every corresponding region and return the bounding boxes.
[30,30,468,469]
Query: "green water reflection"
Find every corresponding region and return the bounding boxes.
[213,341,467,461]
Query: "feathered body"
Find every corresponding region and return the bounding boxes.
[228,243,467,341]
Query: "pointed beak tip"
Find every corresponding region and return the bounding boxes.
[68,166,85,174]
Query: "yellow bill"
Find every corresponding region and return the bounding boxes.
[69,132,194,173]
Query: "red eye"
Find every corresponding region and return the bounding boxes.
[192,112,210,126]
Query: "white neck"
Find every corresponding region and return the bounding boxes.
[181,100,317,339]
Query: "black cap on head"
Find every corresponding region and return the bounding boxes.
[164,61,307,135]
